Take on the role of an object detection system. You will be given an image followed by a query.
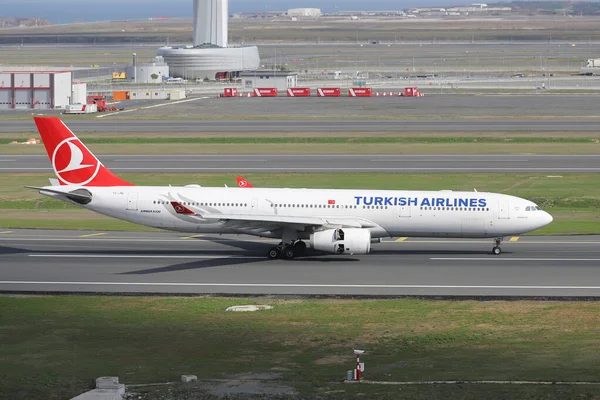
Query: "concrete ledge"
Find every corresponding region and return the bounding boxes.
[70,385,125,400]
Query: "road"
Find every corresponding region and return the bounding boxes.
[1,154,599,173]
[2,119,600,133]
[1,230,600,297]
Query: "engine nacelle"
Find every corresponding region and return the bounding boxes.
[310,228,372,255]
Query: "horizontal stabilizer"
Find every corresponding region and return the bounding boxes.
[25,186,92,205]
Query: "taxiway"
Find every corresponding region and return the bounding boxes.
[1,230,599,297]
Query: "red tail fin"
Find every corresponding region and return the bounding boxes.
[34,117,134,187]
[236,176,253,188]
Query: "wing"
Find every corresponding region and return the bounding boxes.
[170,201,378,234]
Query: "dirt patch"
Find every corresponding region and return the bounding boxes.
[207,373,296,397]
[314,355,347,365]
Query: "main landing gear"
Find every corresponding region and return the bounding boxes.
[492,237,503,255]
[267,240,307,260]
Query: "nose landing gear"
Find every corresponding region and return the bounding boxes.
[492,237,503,255]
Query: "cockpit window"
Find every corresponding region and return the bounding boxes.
[526,205,543,211]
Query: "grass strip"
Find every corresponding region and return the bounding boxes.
[1,173,599,234]
[2,297,600,399]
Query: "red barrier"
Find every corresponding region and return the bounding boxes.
[223,88,238,97]
[317,88,341,97]
[404,87,420,97]
[348,88,372,97]
[253,88,278,97]
[287,88,311,97]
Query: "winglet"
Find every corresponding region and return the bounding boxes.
[33,116,134,187]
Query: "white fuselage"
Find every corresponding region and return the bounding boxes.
[48,186,553,239]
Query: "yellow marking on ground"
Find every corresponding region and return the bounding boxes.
[395,237,408,242]
[509,236,520,242]
[181,234,205,240]
[0,231,12,234]
[79,233,107,238]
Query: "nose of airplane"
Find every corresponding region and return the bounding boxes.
[542,211,553,226]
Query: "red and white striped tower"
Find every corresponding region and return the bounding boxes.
[354,349,364,380]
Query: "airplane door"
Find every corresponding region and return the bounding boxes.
[251,198,258,214]
[399,205,411,218]
[127,192,139,211]
[498,200,510,219]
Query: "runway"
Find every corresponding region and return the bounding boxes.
[1,230,600,297]
[2,154,600,173]
[3,118,600,133]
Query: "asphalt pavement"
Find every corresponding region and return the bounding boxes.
[2,154,599,173]
[2,119,600,133]
[1,230,600,297]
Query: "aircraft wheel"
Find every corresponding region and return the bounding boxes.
[268,247,281,260]
[492,246,502,255]
[283,248,296,260]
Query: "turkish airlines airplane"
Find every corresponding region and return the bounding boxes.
[29,117,553,259]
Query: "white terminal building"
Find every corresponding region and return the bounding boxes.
[158,0,260,80]
[0,70,74,109]
[126,55,170,83]
[287,8,322,17]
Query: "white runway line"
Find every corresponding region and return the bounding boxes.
[28,254,262,259]
[431,258,600,261]
[96,97,209,118]
[1,282,600,290]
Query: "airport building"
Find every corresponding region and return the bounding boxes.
[287,8,322,17]
[158,0,260,80]
[0,70,73,109]
[126,56,170,84]
[240,71,298,90]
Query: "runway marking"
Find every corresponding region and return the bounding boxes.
[28,254,260,259]
[78,233,107,238]
[395,237,408,242]
[0,231,12,234]
[180,234,205,240]
[96,97,208,118]
[116,159,268,163]
[2,281,600,290]
[5,168,600,172]
[509,236,520,242]
[431,258,600,261]
[371,159,530,163]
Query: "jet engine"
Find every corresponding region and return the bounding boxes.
[310,228,372,255]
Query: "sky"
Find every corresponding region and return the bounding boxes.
[1,0,456,23]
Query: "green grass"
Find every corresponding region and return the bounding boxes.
[1,173,599,234]
[2,297,600,399]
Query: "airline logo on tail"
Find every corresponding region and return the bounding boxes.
[34,116,134,187]
[53,138,100,185]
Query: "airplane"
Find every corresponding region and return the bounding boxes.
[28,117,553,260]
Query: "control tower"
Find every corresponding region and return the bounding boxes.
[193,0,228,47]
[158,0,260,80]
